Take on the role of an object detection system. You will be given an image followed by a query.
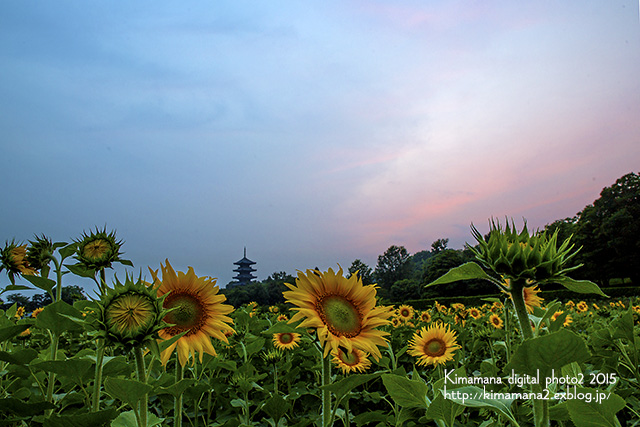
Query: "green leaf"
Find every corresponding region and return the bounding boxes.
[156,378,197,398]
[0,348,38,365]
[110,410,164,427]
[0,284,32,295]
[566,387,626,427]
[321,373,380,403]
[610,309,635,343]
[262,393,291,422]
[381,373,428,409]
[32,359,93,385]
[21,275,56,296]
[35,300,84,335]
[244,337,266,358]
[0,398,56,416]
[426,262,500,288]
[551,277,607,297]
[64,263,96,279]
[43,408,118,427]
[504,329,591,382]
[117,259,134,267]
[0,324,31,342]
[57,243,77,260]
[443,385,519,426]
[104,377,153,409]
[426,391,465,427]
[262,321,304,335]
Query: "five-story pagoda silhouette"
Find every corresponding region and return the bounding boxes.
[232,247,256,286]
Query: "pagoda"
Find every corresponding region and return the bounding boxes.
[232,247,257,286]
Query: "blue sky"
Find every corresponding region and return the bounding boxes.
[1,1,639,292]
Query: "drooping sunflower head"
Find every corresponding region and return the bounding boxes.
[95,274,169,349]
[151,260,235,366]
[1,240,37,283]
[470,218,581,282]
[488,314,504,329]
[283,266,391,360]
[272,332,301,350]
[522,285,544,313]
[331,347,372,374]
[26,234,54,273]
[396,305,414,322]
[74,227,127,271]
[408,322,461,367]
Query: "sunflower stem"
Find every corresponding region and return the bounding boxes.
[175,362,184,427]
[322,354,332,427]
[510,278,549,427]
[91,338,106,412]
[99,268,107,296]
[134,346,148,427]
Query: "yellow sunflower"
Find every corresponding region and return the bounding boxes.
[1,242,37,282]
[331,348,372,374]
[150,260,235,366]
[277,314,288,322]
[283,267,391,360]
[489,314,503,329]
[408,323,461,366]
[576,301,588,312]
[14,306,25,319]
[272,332,301,350]
[391,317,402,328]
[468,307,482,320]
[31,307,44,318]
[397,305,414,322]
[419,311,432,323]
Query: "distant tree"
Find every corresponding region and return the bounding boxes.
[430,238,449,254]
[374,245,411,291]
[422,249,464,288]
[347,259,374,286]
[389,279,422,302]
[574,172,640,285]
[4,293,30,311]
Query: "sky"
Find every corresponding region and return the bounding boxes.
[1,1,639,293]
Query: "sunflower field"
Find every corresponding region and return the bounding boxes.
[1,224,639,427]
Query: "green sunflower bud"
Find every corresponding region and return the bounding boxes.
[470,218,581,282]
[26,234,54,273]
[94,275,170,349]
[74,227,131,271]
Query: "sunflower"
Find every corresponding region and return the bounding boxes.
[468,308,482,320]
[31,307,44,318]
[272,332,301,350]
[408,323,461,366]
[1,241,37,283]
[391,317,402,328]
[522,285,544,313]
[74,227,127,271]
[563,315,573,327]
[277,314,288,322]
[397,305,414,322]
[419,311,432,323]
[576,301,588,312]
[151,260,235,366]
[283,267,391,360]
[331,348,372,374]
[489,314,503,329]
[14,306,25,319]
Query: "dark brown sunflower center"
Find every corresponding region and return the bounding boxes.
[316,295,362,338]
[424,338,446,357]
[164,293,206,336]
[279,333,293,344]
[400,309,410,317]
[339,350,360,366]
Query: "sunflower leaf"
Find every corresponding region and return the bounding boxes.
[104,377,153,409]
[381,373,428,409]
[550,277,607,297]
[425,262,501,288]
[0,324,31,343]
[321,373,380,403]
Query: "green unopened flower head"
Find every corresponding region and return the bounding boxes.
[469,218,581,282]
[75,227,124,270]
[94,275,170,349]
[26,234,54,272]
